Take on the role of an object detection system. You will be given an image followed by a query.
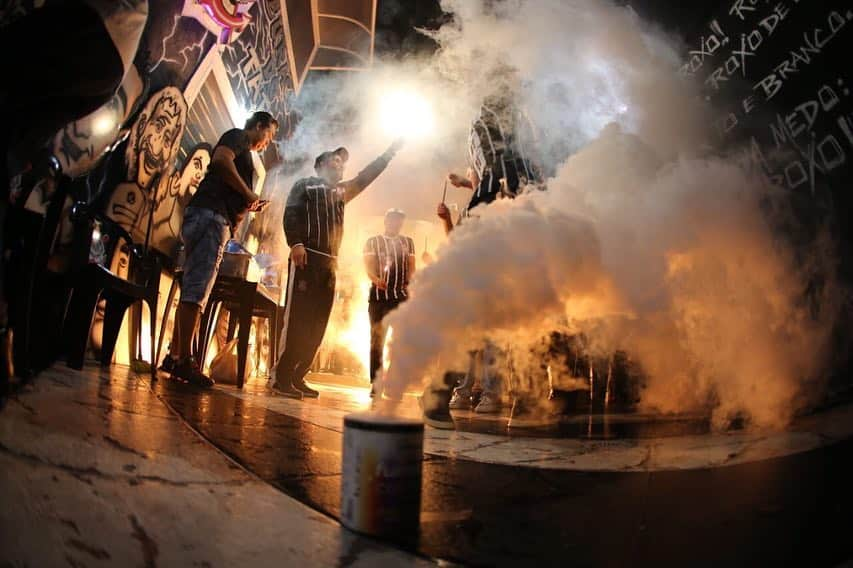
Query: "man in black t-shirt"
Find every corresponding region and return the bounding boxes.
[160,111,277,387]
[363,209,415,389]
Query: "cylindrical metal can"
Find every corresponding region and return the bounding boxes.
[340,412,424,541]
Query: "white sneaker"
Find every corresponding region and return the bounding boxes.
[448,391,470,410]
[474,393,502,414]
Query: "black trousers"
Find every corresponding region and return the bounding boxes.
[275,253,336,386]
[368,298,403,382]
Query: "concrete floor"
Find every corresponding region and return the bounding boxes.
[0,365,430,567]
[2,364,853,567]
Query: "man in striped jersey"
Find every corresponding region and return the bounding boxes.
[363,209,416,390]
[447,94,542,217]
[424,94,543,428]
[272,139,404,399]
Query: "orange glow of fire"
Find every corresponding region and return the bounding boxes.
[382,325,393,375]
[323,276,372,378]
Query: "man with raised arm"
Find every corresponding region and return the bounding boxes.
[272,139,404,399]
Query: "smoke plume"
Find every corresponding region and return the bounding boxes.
[270,0,841,429]
[372,0,841,429]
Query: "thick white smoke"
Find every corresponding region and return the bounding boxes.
[373,0,841,429]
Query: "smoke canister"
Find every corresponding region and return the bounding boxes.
[341,412,424,541]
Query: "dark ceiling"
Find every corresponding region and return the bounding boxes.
[371,0,724,58]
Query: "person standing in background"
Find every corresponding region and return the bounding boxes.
[364,209,415,393]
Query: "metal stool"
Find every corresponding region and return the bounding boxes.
[196,276,279,388]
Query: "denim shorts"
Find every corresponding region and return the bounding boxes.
[180,206,229,309]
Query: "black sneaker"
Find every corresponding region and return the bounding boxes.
[158,354,177,374]
[293,380,320,398]
[422,387,454,429]
[171,357,214,388]
[270,380,303,399]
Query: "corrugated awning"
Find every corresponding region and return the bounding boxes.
[281,0,376,92]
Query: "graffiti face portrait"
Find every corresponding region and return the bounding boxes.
[128,86,188,190]
[151,143,213,257]
[179,146,211,195]
[108,87,188,239]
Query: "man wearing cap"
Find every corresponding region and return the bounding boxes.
[363,208,415,392]
[273,139,404,398]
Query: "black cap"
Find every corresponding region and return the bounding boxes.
[314,146,349,170]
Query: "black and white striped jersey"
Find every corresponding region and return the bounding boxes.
[283,176,346,257]
[466,97,542,213]
[364,234,415,302]
[284,153,393,257]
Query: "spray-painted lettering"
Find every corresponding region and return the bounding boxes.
[680,19,730,75]
[682,20,731,75]
[746,81,853,192]
[729,0,761,22]
[753,10,852,100]
[704,3,792,91]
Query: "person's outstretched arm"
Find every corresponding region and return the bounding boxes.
[448,172,473,189]
[340,138,404,203]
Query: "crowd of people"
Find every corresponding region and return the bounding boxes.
[0,1,562,427]
[147,85,555,430]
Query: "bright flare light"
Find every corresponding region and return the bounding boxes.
[378,89,435,139]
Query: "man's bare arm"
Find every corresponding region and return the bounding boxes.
[407,254,416,280]
[364,253,381,284]
[363,241,385,289]
[448,172,473,189]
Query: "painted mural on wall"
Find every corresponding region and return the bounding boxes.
[151,142,212,256]
[145,0,216,90]
[221,0,293,121]
[89,0,295,261]
[51,64,148,179]
[182,0,257,44]
[104,86,188,246]
[680,1,853,198]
